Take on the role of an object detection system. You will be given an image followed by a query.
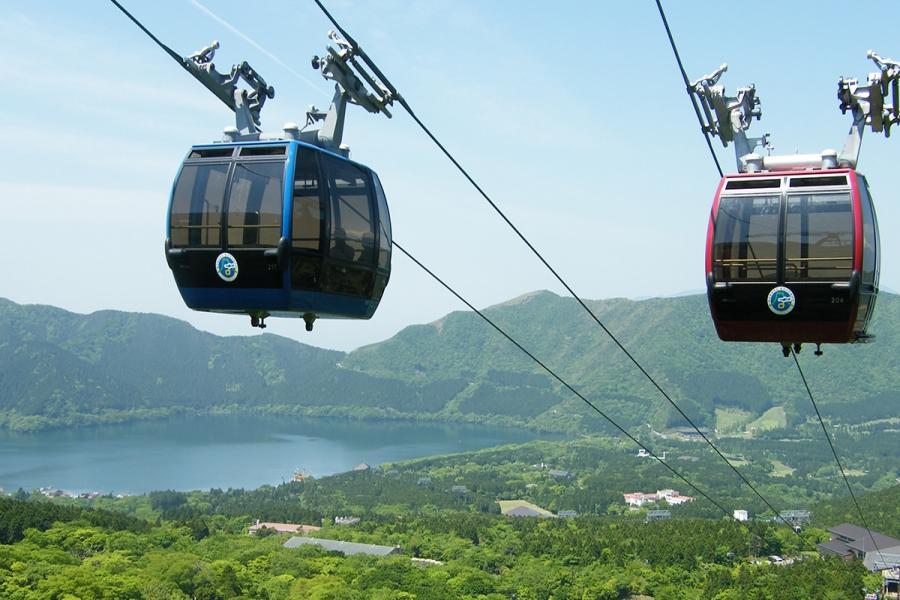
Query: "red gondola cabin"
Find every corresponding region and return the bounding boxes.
[706,169,880,350]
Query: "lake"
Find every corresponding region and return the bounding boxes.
[0,415,558,494]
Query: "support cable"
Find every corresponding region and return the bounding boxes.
[791,350,886,564]
[394,239,797,551]
[653,0,723,178]
[313,0,797,533]
[110,0,189,68]
[393,240,738,524]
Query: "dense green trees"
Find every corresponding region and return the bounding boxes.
[0,497,148,544]
[813,484,900,537]
[0,503,872,599]
[2,458,891,600]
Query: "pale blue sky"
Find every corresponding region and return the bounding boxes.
[1,1,897,351]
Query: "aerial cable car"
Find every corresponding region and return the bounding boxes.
[162,34,395,331]
[690,52,900,355]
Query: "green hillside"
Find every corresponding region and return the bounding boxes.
[0,298,466,431]
[344,291,900,430]
[1,292,898,433]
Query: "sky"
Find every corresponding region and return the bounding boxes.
[1,0,898,351]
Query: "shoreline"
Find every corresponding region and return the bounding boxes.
[0,403,577,436]
[0,412,566,496]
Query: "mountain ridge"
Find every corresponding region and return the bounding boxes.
[1,292,897,433]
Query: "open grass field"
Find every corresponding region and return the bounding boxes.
[715,407,754,434]
[497,499,555,517]
[748,406,787,432]
[770,459,795,477]
[843,469,867,477]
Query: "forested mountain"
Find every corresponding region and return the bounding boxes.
[1,292,898,432]
[0,299,467,431]
[345,291,900,431]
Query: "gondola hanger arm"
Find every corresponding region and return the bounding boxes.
[107,1,274,138]
[838,49,900,167]
[183,41,275,137]
[304,30,394,152]
[689,64,770,171]
[691,50,900,173]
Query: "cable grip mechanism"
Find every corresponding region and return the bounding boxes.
[183,40,275,137]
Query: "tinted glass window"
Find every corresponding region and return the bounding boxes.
[784,193,853,281]
[240,146,287,157]
[291,149,324,291]
[372,273,389,301]
[725,178,780,190]
[372,173,392,270]
[323,264,373,296]
[170,163,228,248]
[226,162,284,248]
[324,157,376,266]
[713,195,780,281]
[788,176,847,188]
[292,255,322,290]
[858,180,878,287]
[292,150,323,252]
[188,147,233,159]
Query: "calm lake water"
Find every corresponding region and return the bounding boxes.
[0,415,557,494]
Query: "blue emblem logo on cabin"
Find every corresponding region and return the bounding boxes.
[767,286,796,316]
[215,253,239,282]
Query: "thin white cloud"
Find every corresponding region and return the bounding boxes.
[188,0,329,97]
[0,12,215,118]
[8,57,214,115]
